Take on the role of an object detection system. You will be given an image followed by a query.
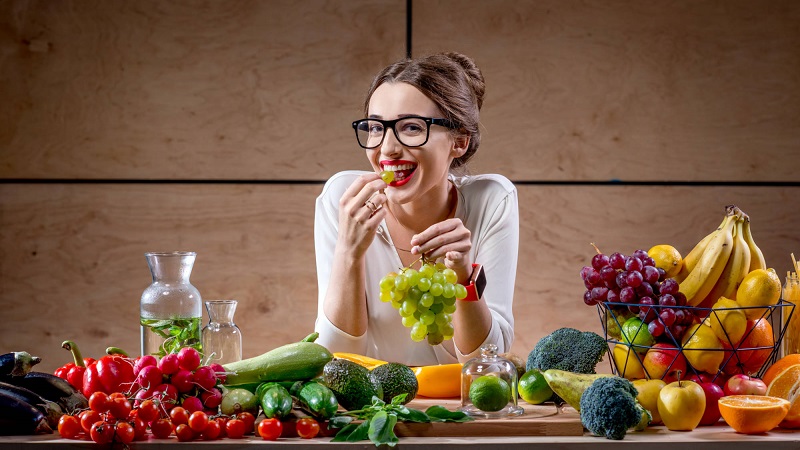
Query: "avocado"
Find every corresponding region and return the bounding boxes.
[322,359,383,410]
[369,362,418,404]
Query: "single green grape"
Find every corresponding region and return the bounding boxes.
[394,276,408,291]
[454,283,468,299]
[401,299,417,315]
[404,269,419,287]
[430,303,444,314]
[427,322,439,333]
[442,268,458,284]
[443,303,457,314]
[435,262,447,272]
[431,272,446,285]
[440,322,455,338]
[429,283,444,297]
[391,299,402,310]
[417,277,432,292]
[434,312,448,326]
[410,322,427,341]
[442,283,456,298]
[379,290,392,302]
[391,289,405,302]
[442,295,456,306]
[420,292,434,308]
[402,316,417,328]
[420,264,435,278]
[408,286,423,302]
[380,170,395,184]
[420,310,435,325]
[380,274,396,291]
[427,332,444,346]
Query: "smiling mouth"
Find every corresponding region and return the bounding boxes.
[382,163,417,184]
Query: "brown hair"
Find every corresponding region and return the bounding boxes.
[363,52,485,169]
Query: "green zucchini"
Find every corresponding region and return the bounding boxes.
[223,334,333,386]
[291,380,339,420]
[257,382,293,419]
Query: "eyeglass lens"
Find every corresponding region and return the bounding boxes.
[356,117,429,149]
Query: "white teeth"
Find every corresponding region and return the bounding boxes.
[383,164,415,172]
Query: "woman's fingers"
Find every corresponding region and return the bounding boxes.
[411,219,471,257]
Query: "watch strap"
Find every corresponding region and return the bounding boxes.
[462,264,485,302]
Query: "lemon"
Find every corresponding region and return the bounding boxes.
[681,324,724,374]
[613,344,646,379]
[469,375,511,412]
[621,317,655,351]
[518,369,553,404]
[648,245,683,278]
[708,296,747,345]
[736,268,782,320]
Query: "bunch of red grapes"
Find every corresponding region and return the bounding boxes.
[581,248,696,341]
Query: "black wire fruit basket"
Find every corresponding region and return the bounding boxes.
[597,300,796,382]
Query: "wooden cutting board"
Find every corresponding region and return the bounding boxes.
[395,398,585,437]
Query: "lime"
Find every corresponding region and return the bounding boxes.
[518,369,553,404]
[621,317,655,350]
[469,375,511,412]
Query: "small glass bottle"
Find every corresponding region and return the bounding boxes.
[782,272,800,357]
[140,252,203,357]
[202,300,243,365]
[460,344,524,418]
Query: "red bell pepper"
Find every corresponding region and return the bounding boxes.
[54,340,96,391]
[82,347,136,397]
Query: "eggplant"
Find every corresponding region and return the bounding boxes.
[5,372,88,413]
[0,390,52,435]
[0,381,63,429]
[0,352,42,378]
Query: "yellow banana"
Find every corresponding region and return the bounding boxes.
[697,216,751,309]
[742,215,766,272]
[679,212,737,306]
[675,213,729,282]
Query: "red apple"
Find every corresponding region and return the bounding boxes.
[643,343,687,382]
[696,381,725,426]
[723,374,767,396]
[687,371,728,389]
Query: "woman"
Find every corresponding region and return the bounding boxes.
[314,52,519,365]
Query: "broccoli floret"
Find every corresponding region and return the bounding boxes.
[579,377,641,440]
[526,327,608,374]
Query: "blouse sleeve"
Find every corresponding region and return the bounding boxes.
[313,172,369,354]
[453,183,519,361]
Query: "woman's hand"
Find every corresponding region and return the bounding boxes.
[410,218,473,283]
[336,173,388,258]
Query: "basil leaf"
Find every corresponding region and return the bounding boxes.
[390,393,408,405]
[396,407,430,423]
[425,406,474,422]
[331,423,360,442]
[346,420,371,442]
[368,411,399,447]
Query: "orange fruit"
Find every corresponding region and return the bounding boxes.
[721,319,774,375]
[765,364,800,428]
[763,354,800,387]
[718,395,790,434]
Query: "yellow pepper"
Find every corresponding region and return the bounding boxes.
[332,352,388,370]
[412,363,462,398]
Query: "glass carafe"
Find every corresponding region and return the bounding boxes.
[202,300,243,365]
[460,344,524,418]
[783,272,800,356]
[140,251,203,357]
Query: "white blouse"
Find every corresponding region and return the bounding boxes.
[314,170,519,365]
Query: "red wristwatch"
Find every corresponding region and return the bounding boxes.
[461,264,486,302]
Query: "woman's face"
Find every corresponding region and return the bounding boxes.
[366,82,466,206]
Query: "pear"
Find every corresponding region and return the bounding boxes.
[542,369,613,411]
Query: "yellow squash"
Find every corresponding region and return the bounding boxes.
[412,363,462,398]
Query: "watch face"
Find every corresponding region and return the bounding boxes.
[475,266,487,298]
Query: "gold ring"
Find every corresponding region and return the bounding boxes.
[365,200,379,213]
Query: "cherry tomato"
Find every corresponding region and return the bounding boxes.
[257,418,282,441]
[296,417,320,439]
[80,410,102,433]
[150,418,173,439]
[114,421,135,445]
[137,399,160,423]
[201,419,222,440]
[175,423,195,442]
[225,418,246,439]
[90,421,114,444]
[57,415,82,439]
[108,395,132,419]
[131,417,147,441]
[188,411,209,432]
[235,411,255,434]
[169,406,189,426]
[88,391,111,413]
[214,417,228,438]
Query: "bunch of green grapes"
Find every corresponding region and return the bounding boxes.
[379,262,467,345]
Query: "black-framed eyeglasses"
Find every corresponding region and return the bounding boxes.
[352,116,456,149]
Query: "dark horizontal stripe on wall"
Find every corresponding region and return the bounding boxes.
[1,179,799,187]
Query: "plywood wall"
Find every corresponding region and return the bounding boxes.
[1,0,798,372]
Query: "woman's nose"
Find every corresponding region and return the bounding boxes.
[380,128,403,158]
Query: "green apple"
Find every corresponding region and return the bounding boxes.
[657,376,706,431]
[633,379,666,425]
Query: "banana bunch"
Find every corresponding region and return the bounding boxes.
[675,205,766,308]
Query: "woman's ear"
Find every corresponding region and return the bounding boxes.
[450,133,470,158]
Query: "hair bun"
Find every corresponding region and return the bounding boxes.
[444,52,485,110]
